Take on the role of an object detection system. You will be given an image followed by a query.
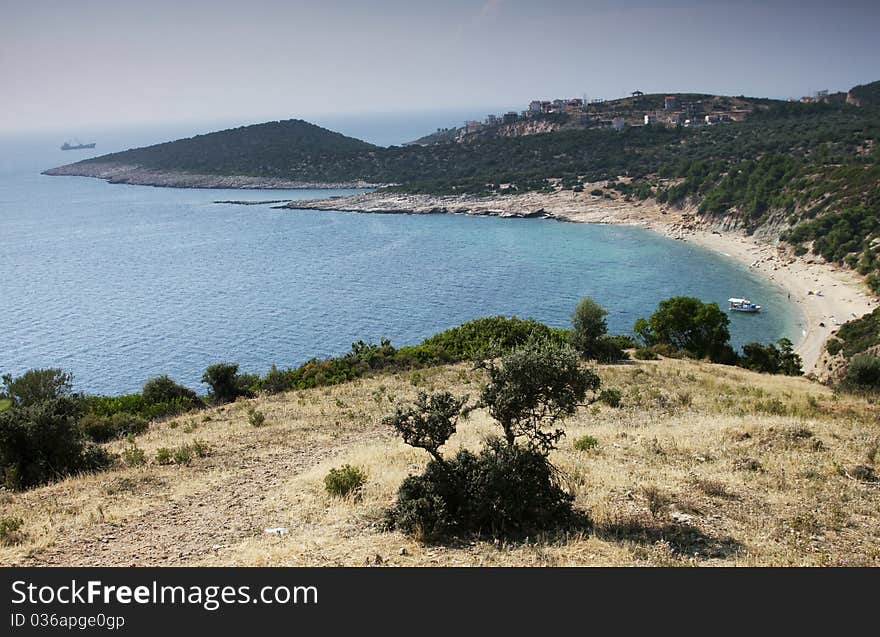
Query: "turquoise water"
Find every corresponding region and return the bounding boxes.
[1,125,802,394]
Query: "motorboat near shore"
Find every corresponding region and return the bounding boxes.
[728,297,761,313]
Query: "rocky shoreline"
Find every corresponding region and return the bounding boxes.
[42,162,385,190]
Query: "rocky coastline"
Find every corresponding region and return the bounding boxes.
[42,162,385,190]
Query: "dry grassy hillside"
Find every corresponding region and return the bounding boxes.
[2,359,878,566]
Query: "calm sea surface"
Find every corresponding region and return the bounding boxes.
[1,120,803,394]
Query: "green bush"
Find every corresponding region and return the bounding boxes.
[155,447,174,465]
[2,369,73,408]
[121,437,147,467]
[599,388,622,408]
[0,516,24,546]
[387,336,593,541]
[634,347,659,360]
[79,412,148,443]
[142,375,199,405]
[573,435,599,451]
[201,363,253,403]
[324,464,367,498]
[0,393,112,490]
[738,338,802,376]
[155,441,209,466]
[841,355,880,392]
[387,440,575,541]
[261,364,296,394]
[247,407,267,427]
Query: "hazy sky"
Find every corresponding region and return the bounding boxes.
[2,0,879,132]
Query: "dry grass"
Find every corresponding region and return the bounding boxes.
[1,359,878,566]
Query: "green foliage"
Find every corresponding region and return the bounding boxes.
[481,336,600,454]
[201,363,253,403]
[828,308,880,360]
[634,347,659,360]
[261,364,296,394]
[155,447,174,465]
[156,441,210,466]
[247,407,267,427]
[0,395,111,490]
[841,355,880,392]
[571,297,608,359]
[0,516,25,546]
[142,375,199,405]
[417,316,567,362]
[85,391,198,422]
[598,388,623,408]
[387,440,575,542]
[2,369,73,408]
[79,411,148,443]
[383,391,467,464]
[121,437,147,467]
[250,317,567,394]
[635,296,733,362]
[386,335,594,541]
[324,464,368,498]
[738,338,803,376]
[573,435,599,451]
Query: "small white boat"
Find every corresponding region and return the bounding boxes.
[728,297,761,313]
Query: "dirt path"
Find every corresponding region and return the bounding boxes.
[23,432,379,567]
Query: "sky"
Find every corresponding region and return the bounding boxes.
[2,0,879,133]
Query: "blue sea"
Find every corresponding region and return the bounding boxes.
[0,115,803,394]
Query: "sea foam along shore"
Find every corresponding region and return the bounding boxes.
[279,188,879,375]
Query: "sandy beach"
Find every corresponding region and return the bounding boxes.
[282,189,878,374]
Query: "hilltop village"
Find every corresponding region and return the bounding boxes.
[411,87,850,145]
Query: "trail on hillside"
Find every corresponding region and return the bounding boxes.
[24,431,378,567]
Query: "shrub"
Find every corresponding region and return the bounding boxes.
[0,396,112,490]
[173,445,193,465]
[634,347,659,360]
[2,369,73,408]
[155,441,208,466]
[387,440,574,541]
[261,364,296,394]
[121,437,147,467]
[247,407,267,427]
[79,412,148,443]
[201,363,252,403]
[841,355,880,391]
[324,464,368,498]
[387,336,593,541]
[142,375,199,405]
[0,516,24,546]
[605,334,638,350]
[481,336,600,454]
[738,338,802,376]
[573,435,599,451]
[599,388,622,408]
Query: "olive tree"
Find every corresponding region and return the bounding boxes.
[480,335,600,454]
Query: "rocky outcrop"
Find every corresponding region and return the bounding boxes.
[43,162,385,190]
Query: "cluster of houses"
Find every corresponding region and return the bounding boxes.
[462,91,752,135]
